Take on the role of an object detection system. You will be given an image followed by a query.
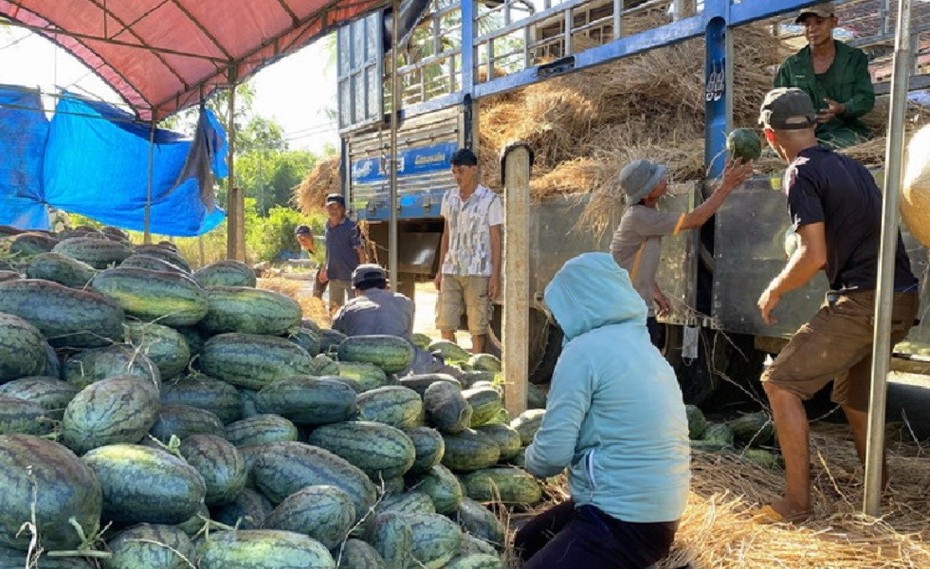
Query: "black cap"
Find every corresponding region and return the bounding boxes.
[351,263,387,288]
[451,148,478,167]
[294,224,311,236]
[758,88,817,130]
[325,193,346,207]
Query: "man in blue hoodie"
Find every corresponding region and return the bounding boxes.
[515,252,691,568]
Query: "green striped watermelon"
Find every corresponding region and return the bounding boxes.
[103,523,196,569]
[0,313,46,383]
[440,429,501,472]
[356,385,424,430]
[0,435,102,551]
[198,333,313,390]
[254,376,357,426]
[90,267,208,327]
[63,344,162,391]
[52,237,133,269]
[123,321,191,379]
[404,426,445,475]
[424,381,472,434]
[460,467,543,505]
[403,512,464,569]
[198,530,335,569]
[263,485,355,549]
[25,252,97,288]
[200,286,302,336]
[0,376,79,420]
[337,335,414,374]
[210,487,272,530]
[179,434,246,506]
[224,414,299,448]
[0,396,53,435]
[307,421,416,481]
[408,464,463,515]
[61,375,160,454]
[160,374,242,424]
[336,538,386,569]
[193,260,257,288]
[455,496,505,549]
[149,404,225,442]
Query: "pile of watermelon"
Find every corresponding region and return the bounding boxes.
[0,225,550,569]
[686,405,782,468]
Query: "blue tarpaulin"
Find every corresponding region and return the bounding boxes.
[0,86,50,229]
[0,87,226,236]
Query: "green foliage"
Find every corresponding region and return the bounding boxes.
[245,200,326,264]
[236,149,316,214]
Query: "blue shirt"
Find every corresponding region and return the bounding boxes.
[324,218,362,281]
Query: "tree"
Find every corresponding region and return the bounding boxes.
[235,149,316,214]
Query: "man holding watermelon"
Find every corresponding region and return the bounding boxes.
[755,87,918,523]
[774,2,875,148]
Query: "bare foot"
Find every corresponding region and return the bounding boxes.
[755,499,812,524]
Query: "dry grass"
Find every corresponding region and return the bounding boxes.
[257,277,331,328]
[293,155,341,214]
[503,423,930,568]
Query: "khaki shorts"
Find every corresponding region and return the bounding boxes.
[435,274,492,335]
[328,279,351,309]
[761,289,918,412]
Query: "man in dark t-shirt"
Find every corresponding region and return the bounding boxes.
[755,88,919,523]
[320,193,368,313]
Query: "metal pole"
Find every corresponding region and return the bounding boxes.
[502,143,531,417]
[143,122,155,244]
[864,0,913,517]
[389,0,400,290]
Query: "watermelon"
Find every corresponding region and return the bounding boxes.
[399,373,462,397]
[307,421,416,481]
[0,313,47,382]
[726,411,775,446]
[404,426,445,475]
[210,487,272,530]
[461,467,543,505]
[427,340,471,363]
[401,512,463,568]
[52,236,133,268]
[337,335,415,374]
[25,252,97,288]
[459,533,498,556]
[366,512,413,569]
[61,376,161,454]
[475,424,522,460]
[336,362,389,392]
[198,333,313,390]
[0,376,79,420]
[455,496,505,549]
[288,327,322,357]
[466,353,501,373]
[441,429,501,472]
[192,260,257,288]
[408,464,463,515]
[132,245,192,273]
[701,423,735,447]
[463,387,503,427]
[0,547,95,568]
[424,381,472,434]
[249,441,378,522]
[200,286,302,336]
[103,523,196,569]
[82,443,206,525]
[120,254,187,274]
[319,329,348,353]
[90,267,208,327]
[255,376,357,425]
[160,374,243,424]
[308,354,340,376]
[376,490,437,516]
[0,279,125,348]
[0,435,102,551]
[726,127,762,161]
[176,503,211,536]
[410,333,432,350]
[179,434,247,506]
[149,404,225,442]
[9,232,59,256]
[336,538,386,569]
[123,321,191,379]
[263,485,355,549]
[356,386,424,430]
[510,409,545,446]
[0,396,53,435]
[224,414,299,447]
[198,529,336,569]
[685,404,707,439]
[63,344,162,391]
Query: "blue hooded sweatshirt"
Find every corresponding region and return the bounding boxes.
[525,252,690,523]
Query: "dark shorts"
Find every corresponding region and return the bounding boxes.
[761,290,918,412]
[514,500,678,569]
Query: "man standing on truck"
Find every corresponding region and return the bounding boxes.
[610,158,753,348]
[434,148,503,354]
[756,87,918,523]
[774,2,875,148]
[320,193,368,314]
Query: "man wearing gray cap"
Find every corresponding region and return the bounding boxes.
[755,87,918,523]
[774,2,875,148]
[609,158,752,348]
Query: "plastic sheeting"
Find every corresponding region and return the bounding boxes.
[0,85,50,229]
[0,88,226,236]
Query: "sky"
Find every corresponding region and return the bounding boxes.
[0,26,340,154]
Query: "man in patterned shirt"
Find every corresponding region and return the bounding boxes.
[434,148,503,354]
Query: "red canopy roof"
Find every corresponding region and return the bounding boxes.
[1,0,386,121]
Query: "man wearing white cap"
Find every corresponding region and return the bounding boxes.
[774,2,875,148]
[609,158,752,348]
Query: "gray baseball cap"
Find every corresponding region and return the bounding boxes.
[795,2,835,23]
[758,88,817,130]
[619,159,667,204]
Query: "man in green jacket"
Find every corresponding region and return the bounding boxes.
[774,2,875,148]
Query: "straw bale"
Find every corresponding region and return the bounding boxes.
[506,423,930,568]
[294,155,341,214]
